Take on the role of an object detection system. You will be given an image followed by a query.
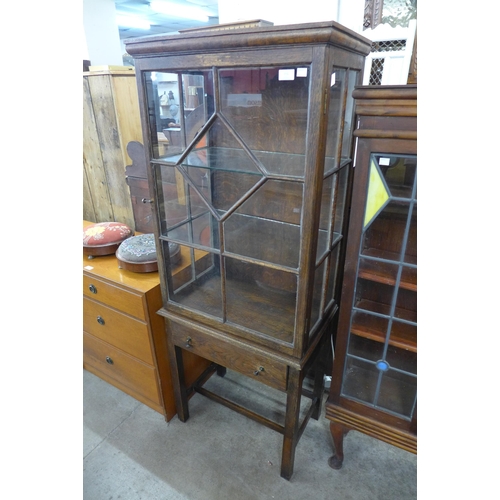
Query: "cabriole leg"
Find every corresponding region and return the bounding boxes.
[328,421,348,470]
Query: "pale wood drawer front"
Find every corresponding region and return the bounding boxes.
[169,321,288,392]
[83,297,154,365]
[83,332,161,405]
[83,274,146,321]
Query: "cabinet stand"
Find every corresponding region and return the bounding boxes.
[167,324,330,480]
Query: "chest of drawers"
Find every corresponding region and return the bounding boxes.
[83,221,211,419]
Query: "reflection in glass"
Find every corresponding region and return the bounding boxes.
[144,70,214,160]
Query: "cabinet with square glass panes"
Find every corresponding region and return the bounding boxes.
[325,85,417,469]
[125,21,371,480]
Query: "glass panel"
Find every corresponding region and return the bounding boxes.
[224,180,303,269]
[144,70,213,160]
[374,155,416,199]
[394,287,417,323]
[168,243,222,319]
[351,309,390,345]
[324,68,346,175]
[225,257,297,343]
[310,261,326,333]
[377,369,417,418]
[404,203,417,265]
[364,158,390,229]
[341,153,417,420]
[316,174,334,262]
[333,164,349,235]
[325,244,340,308]
[342,356,378,405]
[157,165,189,235]
[220,66,310,177]
[388,319,417,361]
[358,258,399,289]
[355,278,394,316]
[157,165,220,250]
[340,70,359,159]
[347,335,384,362]
[362,200,410,260]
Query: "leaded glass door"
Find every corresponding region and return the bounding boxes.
[340,153,417,420]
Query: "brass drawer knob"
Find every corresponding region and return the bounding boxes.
[97,316,105,325]
[89,284,97,294]
[185,337,192,348]
[105,356,113,365]
[254,366,265,376]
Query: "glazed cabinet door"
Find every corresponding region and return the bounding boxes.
[340,151,417,421]
[138,59,361,356]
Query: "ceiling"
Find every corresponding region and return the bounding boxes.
[115,0,220,41]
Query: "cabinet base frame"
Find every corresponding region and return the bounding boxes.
[168,333,330,480]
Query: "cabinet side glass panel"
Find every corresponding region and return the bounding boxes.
[324,68,346,176]
[341,154,417,420]
[341,70,360,159]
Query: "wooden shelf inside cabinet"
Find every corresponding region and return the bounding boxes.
[351,305,417,353]
[357,261,417,292]
[82,220,211,421]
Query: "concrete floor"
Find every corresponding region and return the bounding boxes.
[83,368,417,500]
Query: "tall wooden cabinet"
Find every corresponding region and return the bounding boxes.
[83,68,143,228]
[125,21,371,479]
[325,85,417,468]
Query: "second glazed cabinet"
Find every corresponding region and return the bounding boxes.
[326,85,417,468]
[125,21,371,479]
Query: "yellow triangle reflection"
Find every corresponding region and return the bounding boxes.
[364,159,390,228]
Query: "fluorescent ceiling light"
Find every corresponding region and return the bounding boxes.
[150,1,209,22]
[116,15,151,30]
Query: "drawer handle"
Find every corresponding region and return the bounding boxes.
[89,284,97,294]
[97,316,105,326]
[185,336,192,348]
[142,198,152,204]
[254,366,265,376]
[106,356,113,365]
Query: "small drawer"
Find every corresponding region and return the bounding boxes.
[84,297,154,365]
[169,320,288,391]
[83,274,146,321]
[83,332,161,405]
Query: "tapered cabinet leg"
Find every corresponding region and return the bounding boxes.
[166,326,189,422]
[280,368,302,480]
[328,421,348,470]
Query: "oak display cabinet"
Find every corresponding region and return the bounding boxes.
[125,21,371,479]
[325,85,417,469]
